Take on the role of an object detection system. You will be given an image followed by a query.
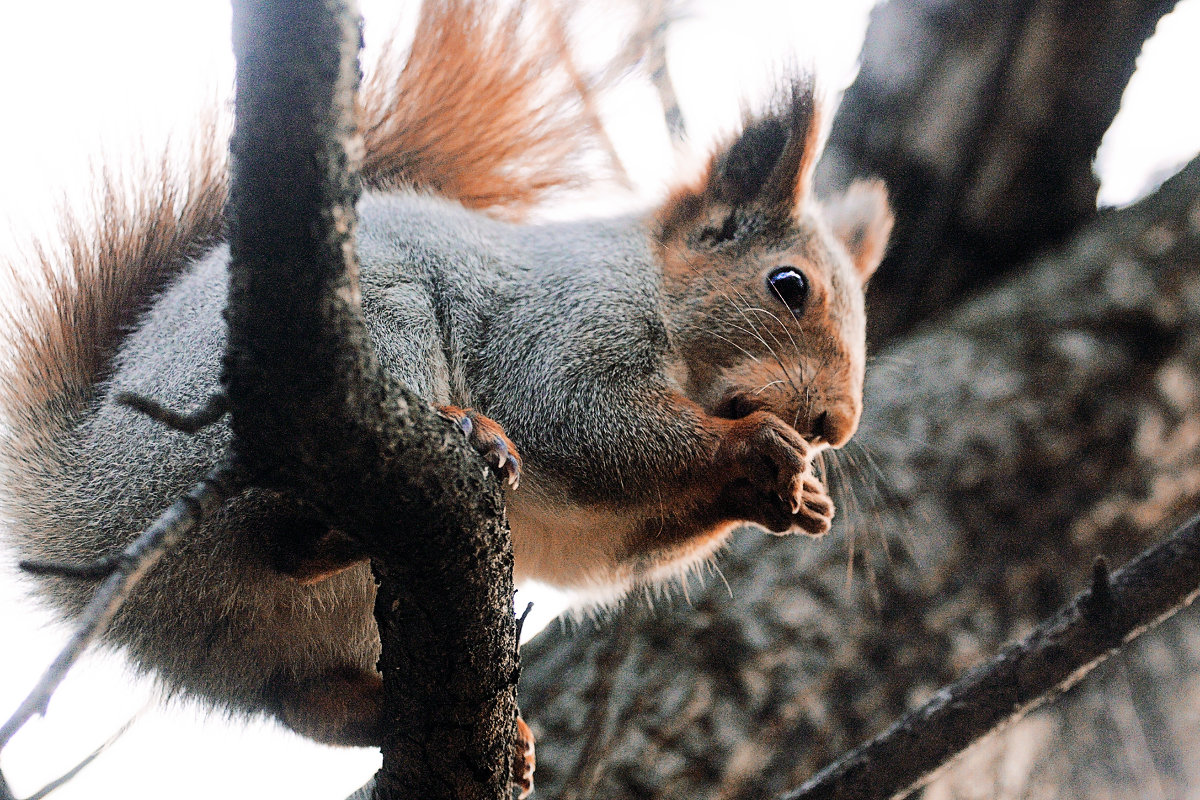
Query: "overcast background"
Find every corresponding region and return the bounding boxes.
[1,1,1197,798]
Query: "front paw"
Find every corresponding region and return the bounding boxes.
[438,406,522,489]
[719,411,833,536]
[793,472,833,536]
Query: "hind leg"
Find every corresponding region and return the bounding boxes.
[267,523,367,585]
[271,668,537,796]
[223,489,368,583]
[272,666,384,747]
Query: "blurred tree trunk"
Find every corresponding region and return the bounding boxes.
[816,0,1180,343]
[523,151,1200,800]
[521,1,1200,797]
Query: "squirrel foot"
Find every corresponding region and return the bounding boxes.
[438,406,522,489]
[274,667,536,800]
[514,714,536,799]
[273,667,384,747]
[719,410,834,536]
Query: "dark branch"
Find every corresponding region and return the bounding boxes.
[225,2,518,798]
[114,391,228,434]
[784,513,1200,800]
[817,0,1182,344]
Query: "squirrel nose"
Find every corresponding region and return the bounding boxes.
[809,407,858,449]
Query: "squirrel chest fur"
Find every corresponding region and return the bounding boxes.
[0,7,891,758]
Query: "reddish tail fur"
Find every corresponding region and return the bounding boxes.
[0,121,228,474]
[0,0,619,456]
[361,0,615,212]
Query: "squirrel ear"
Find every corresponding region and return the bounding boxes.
[653,79,821,245]
[824,179,894,283]
[708,78,821,212]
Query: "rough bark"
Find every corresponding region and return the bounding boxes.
[226,2,517,798]
[815,0,1181,344]
[520,157,1200,800]
[785,515,1200,800]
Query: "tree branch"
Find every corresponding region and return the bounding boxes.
[225,1,518,798]
[0,463,238,755]
[784,513,1200,800]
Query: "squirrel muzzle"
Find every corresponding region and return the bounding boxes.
[709,358,862,450]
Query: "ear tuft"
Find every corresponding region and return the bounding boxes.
[710,77,820,212]
[824,179,894,283]
[653,77,821,245]
[713,116,792,206]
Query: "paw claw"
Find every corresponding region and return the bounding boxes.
[783,475,805,515]
[491,436,508,467]
[506,456,521,489]
[439,406,523,490]
[795,481,834,537]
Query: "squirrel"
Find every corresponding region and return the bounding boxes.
[0,0,891,794]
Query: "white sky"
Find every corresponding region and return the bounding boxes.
[0,1,1197,798]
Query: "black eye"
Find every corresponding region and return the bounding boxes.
[767,266,810,314]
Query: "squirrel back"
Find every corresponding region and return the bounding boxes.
[0,0,614,491]
[0,0,630,731]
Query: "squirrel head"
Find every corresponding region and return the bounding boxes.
[653,80,893,449]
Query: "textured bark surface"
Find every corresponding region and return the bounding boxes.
[226,2,517,798]
[785,515,1200,800]
[816,0,1181,344]
[520,158,1200,800]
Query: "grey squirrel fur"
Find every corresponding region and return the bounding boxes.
[0,9,892,752]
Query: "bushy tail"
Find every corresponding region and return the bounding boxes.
[0,121,228,485]
[0,0,622,476]
[361,0,619,213]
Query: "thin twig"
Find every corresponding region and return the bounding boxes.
[644,0,685,145]
[0,464,240,756]
[22,711,144,800]
[20,394,230,581]
[515,601,535,645]
[19,555,122,581]
[115,391,229,434]
[535,0,633,189]
[782,512,1200,800]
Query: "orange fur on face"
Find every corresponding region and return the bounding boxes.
[656,228,868,448]
[652,78,884,451]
